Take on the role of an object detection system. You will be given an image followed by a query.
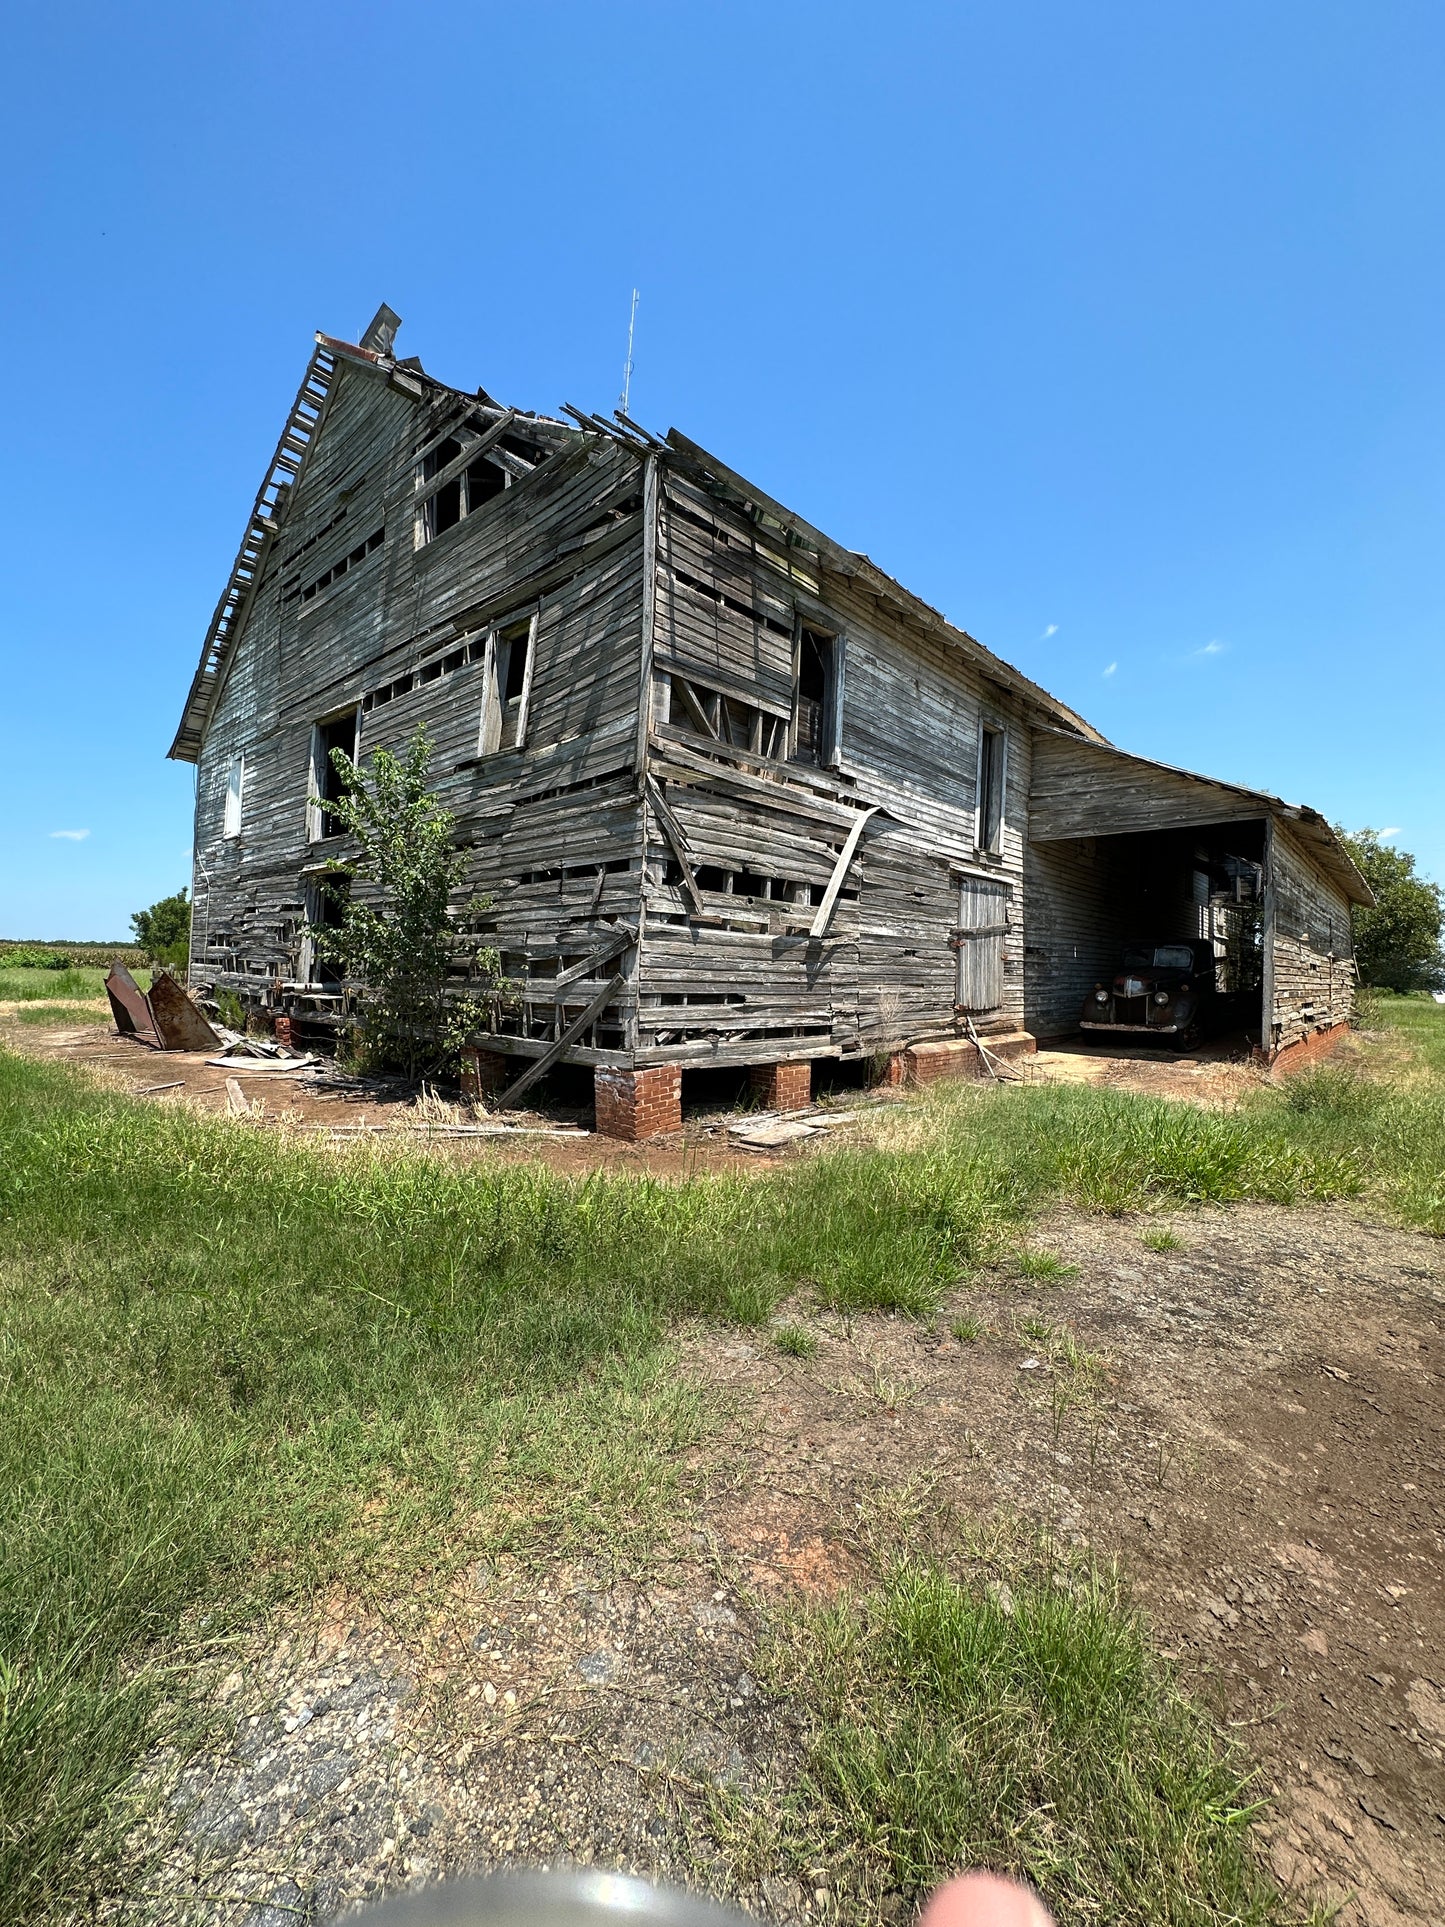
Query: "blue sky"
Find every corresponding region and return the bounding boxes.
[1,1,1441,938]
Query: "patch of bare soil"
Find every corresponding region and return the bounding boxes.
[2,1021,783,1178]
[1024,1032,1270,1107]
[115,1551,777,1927]
[114,1204,1442,1927]
[694,1203,1445,1927]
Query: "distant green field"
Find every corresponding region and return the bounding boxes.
[0,943,143,970]
[0,967,149,1004]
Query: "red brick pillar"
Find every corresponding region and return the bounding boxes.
[273,1014,295,1050]
[875,1051,908,1089]
[594,1065,682,1141]
[460,1044,512,1102]
[749,1059,812,1109]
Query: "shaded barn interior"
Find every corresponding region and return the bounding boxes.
[1026,822,1266,1043]
[1024,730,1362,1055]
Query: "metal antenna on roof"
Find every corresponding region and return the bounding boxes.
[618,288,639,417]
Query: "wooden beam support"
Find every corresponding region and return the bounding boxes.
[497,974,625,1107]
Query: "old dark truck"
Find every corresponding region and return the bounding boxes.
[1079,939,1226,1047]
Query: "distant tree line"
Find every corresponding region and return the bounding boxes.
[1338,829,1444,992]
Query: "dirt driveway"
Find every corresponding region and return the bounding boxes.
[117,1201,1443,1927]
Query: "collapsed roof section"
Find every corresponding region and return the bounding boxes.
[170,305,1103,763]
[168,307,578,763]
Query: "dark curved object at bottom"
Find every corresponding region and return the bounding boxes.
[338,1872,760,1927]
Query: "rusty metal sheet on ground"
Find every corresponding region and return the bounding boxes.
[105,963,163,1048]
[146,971,222,1051]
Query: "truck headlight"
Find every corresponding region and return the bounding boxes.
[1095,990,1109,1003]
[1153,991,1170,1005]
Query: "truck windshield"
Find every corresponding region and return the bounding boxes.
[1122,944,1196,971]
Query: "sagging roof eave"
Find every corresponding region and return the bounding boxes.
[663,429,1106,746]
[1032,724,1375,908]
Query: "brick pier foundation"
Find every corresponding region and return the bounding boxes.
[881,1031,1037,1088]
[748,1059,812,1109]
[459,1044,512,1102]
[594,1064,682,1141]
[1264,1022,1349,1076]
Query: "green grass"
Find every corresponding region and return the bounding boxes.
[1141,1227,1185,1252]
[950,1314,986,1343]
[14,1003,115,1027]
[1012,1246,1078,1281]
[774,1322,820,1358]
[4,1002,1442,1919]
[1264,995,1445,1234]
[0,965,151,1005]
[0,966,112,1002]
[732,1557,1302,1926]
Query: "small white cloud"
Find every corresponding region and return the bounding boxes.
[1191,639,1228,659]
[1380,826,1401,838]
[1042,623,1059,639]
[1102,661,1117,678]
[49,828,90,841]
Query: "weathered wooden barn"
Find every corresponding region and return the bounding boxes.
[172,307,1370,1136]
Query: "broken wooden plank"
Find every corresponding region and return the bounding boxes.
[225,1077,251,1117]
[551,923,637,995]
[809,804,883,939]
[645,778,706,915]
[497,974,624,1108]
[728,1120,819,1147]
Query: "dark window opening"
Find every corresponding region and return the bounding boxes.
[466,459,506,510]
[498,432,549,465]
[423,436,462,480]
[294,528,384,603]
[309,874,350,986]
[418,422,553,545]
[500,621,531,704]
[313,713,358,839]
[428,475,462,538]
[671,862,830,910]
[668,673,788,760]
[793,628,840,765]
[977,724,1004,853]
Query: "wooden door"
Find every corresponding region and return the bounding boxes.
[954,877,1010,1012]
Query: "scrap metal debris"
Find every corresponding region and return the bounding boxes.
[105,963,221,1052]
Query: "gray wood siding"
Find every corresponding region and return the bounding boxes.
[635,452,1033,1062]
[191,357,650,1036]
[1266,819,1355,1051]
[1030,731,1261,842]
